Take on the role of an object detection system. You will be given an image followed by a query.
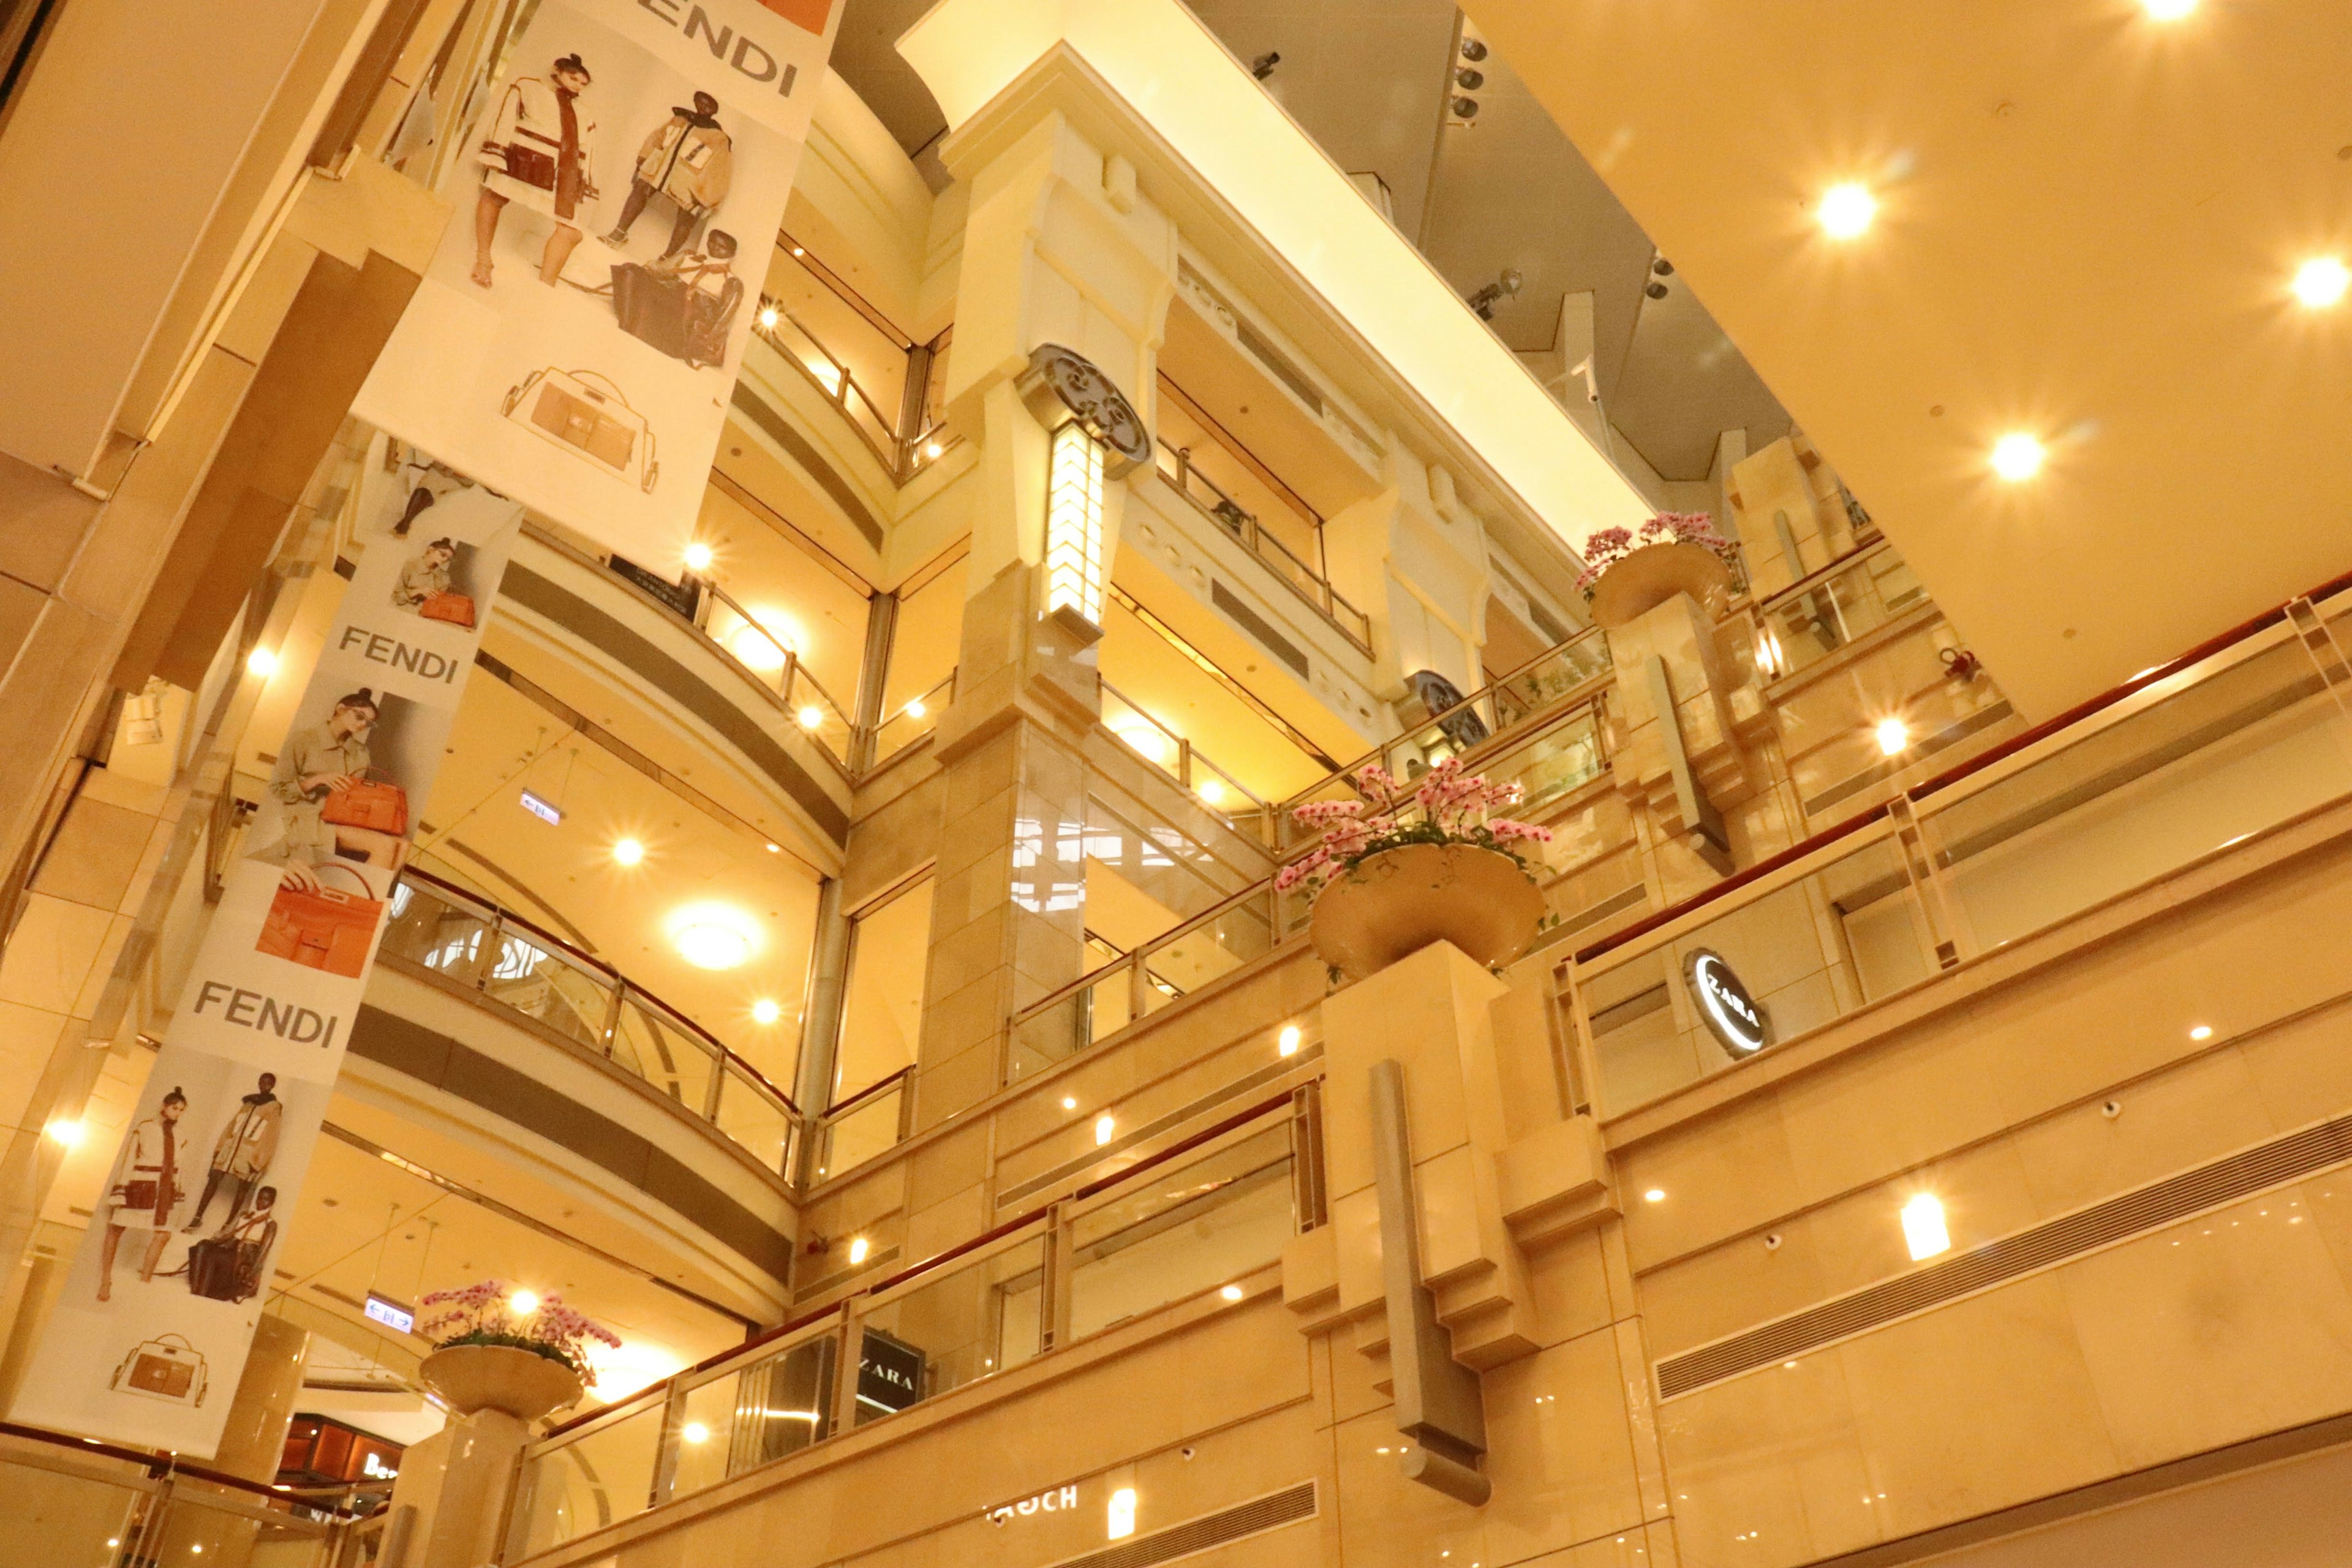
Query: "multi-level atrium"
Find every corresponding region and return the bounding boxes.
[0,1,2349,1565]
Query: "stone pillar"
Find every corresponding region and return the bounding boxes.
[416,1408,534,1568]
[153,1312,311,1566]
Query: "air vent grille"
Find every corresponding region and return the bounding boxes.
[1656,1112,2352,1400]
[1043,1480,1316,1568]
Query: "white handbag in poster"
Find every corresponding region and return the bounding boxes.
[355,0,843,574]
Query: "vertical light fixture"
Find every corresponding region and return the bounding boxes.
[1045,419,1107,630]
[1901,1194,1950,1260]
[1107,1486,1138,1540]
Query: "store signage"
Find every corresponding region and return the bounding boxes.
[363,1294,416,1334]
[986,1484,1080,1525]
[518,790,564,826]
[856,1329,924,1415]
[1685,948,1771,1058]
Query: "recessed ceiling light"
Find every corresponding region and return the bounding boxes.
[2292,257,2350,309]
[1817,182,1877,239]
[1990,433,2046,481]
[752,998,782,1025]
[1875,718,1910,756]
[682,541,715,571]
[2189,1023,2214,1040]
[611,838,645,866]
[847,1236,870,1265]
[670,903,758,970]
[44,1120,85,1147]
[1111,720,1176,767]
[680,1421,710,1444]
[764,842,781,853]
[1643,1188,1666,1203]
[1219,1284,1244,1302]
[246,647,279,678]
[1901,1194,1951,1260]
[796,705,824,731]
[2143,0,2196,18]
[758,305,780,329]
[1197,777,1227,806]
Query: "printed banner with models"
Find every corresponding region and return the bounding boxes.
[354,0,844,571]
[9,459,522,1456]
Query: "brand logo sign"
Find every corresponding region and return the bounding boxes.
[1685,948,1770,1058]
[856,1329,924,1415]
[986,1484,1080,1525]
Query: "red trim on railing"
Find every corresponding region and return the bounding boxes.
[538,1088,1299,1439]
[1571,564,2352,966]
[0,1420,376,1518]
[820,1065,913,1123]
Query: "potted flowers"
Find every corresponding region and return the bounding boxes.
[1575,512,1741,628]
[417,1280,619,1422]
[1280,758,1554,979]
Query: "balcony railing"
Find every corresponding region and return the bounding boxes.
[698,576,860,771]
[381,869,802,1178]
[507,1089,1314,1560]
[1153,439,1373,653]
[1574,565,2352,1117]
[1753,537,1928,681]
[0,1419,388,1567]
[1099,679,1277,845]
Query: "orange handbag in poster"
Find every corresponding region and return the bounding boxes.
[418,591,477,628]
[320,772,409,835]
[110,1334,209,1406]
[257,864,384,979]
[753,0,832,32]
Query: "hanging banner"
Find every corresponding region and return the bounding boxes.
[353,0,845,571]
[10,455,522,1457]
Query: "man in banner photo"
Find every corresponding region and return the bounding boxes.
[7,447,523,1457]
[353,0,845,575]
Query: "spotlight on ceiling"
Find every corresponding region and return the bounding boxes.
[1450,95,1481,120]
[1645,281,1670,300]
[1455,67,1484,90]
[2143,0,2196,18]
[1250,50,1280,80]
[2292,257,2350,309]
[1990,432,2046,482]
[682,541,714,572]
[1460,37,1488,62]
[1468,267,1523,320]
[611,838,646,867]
[1818,182,1877,240]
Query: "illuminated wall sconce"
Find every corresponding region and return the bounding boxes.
[1901,1193,1951,1260]
[1017,344,1153,643]
[1107,1486,1138,1540]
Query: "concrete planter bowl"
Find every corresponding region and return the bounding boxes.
[1585,540,1735,628]
[1308,842,1546,980]
[420,1343,584,1422]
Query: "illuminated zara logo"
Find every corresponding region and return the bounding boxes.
[1684,949,1771,1058]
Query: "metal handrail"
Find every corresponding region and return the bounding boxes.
[1153,440,1373,653]
[395,866,801,1118]
[1098,677,1275,836]
[0,1419,389,1518]
[1573,560,2352,968]
[748,291,962,484]
[1008,873,1292,1035]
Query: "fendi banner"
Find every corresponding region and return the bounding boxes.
[10,456,522,1455]
[354,0,845,570]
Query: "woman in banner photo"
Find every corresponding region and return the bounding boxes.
[97,1086,188,1301]
[390,537,457,611]
[604,91,734,257]
[181,1073,281,1237]
[267,688,404,891]
[474,53,599,288]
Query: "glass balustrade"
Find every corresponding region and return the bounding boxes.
[381,872,800,1178]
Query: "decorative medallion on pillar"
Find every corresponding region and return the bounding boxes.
[1017,344,1152,475]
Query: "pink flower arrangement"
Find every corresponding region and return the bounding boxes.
[421,1279,621,1376]
[1276,756,1554,904]
[1575,511,1740,597]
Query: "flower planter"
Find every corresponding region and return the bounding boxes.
[420,1344,584,1422]
[1584,540,1735,628]
[1309,842,1547,980]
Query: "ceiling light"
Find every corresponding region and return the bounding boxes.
[765,842,781,853]
[2292,257,2350,309]
[669,902,760,970]
[797,705,825,731]
[611,838,645,867]
[682,541,715,571]
[1989,433,2045,481]
[1817,183,1877,240]
[790,245,805,257]
[848,1236,870,1265]
[1277,1024,1301,1057]
[752,999,782,1025]
[1901,1194,1950,1261]
[757,305,780,329]
[1875,718,1910,756]
[44,1120,85,1147]
[246,647,279,678]
[1095,1113,1116,1146]
[1219,1284,1244,1302]
[681,1421,710,1444]
[509,1289,540,1316]
[2189,1023,2213,1040]
[1197,777,1227,806]
[1643,1188,1666,1203]
[1061,1096,1078,1110]
[2143,0,2196,17]
[904,698,926,720]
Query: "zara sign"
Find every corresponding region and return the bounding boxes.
[1684,948,1771,1058]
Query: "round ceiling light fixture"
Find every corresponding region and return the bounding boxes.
[669,903,760,970]
[682,541,715,572]
[2292,257,2350,309]
[1817,182,1877,240]
[1989,432,2046,482]
[2143,0,2196,18]
[1111,718,1177,767]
